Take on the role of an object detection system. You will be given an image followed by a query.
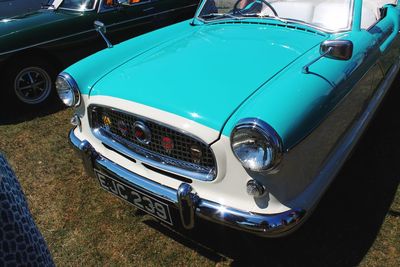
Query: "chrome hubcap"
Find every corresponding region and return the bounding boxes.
[14,67,52,104]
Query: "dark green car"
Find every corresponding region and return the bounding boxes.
[0,0,198,106]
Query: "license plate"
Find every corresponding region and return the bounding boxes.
[94,169,173,225]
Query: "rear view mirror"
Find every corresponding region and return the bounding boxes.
[320,40,353,61]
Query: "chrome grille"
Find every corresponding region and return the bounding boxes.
[89,106,217,180]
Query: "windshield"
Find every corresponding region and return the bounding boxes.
[47,0,96,11]
[197,0,353,32]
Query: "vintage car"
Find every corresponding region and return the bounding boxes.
[0,0,198,106]
[61,0,400,237]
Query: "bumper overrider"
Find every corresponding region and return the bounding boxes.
[69,129,306,237]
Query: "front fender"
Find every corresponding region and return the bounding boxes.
[222,46,335,150]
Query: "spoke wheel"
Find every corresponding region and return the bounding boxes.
[14,67,52,105]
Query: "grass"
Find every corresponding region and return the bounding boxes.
[0,84,399,266]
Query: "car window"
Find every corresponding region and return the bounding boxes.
[98,0,151,12]
[198,0,354,32]
[361,0,397,29]
[58,0,96,10]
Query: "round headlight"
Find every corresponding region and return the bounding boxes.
[55,72,80,107]
[231,118,283,173]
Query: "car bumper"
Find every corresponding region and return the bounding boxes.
[69,128,306,237]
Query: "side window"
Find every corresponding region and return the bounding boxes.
[100,0,117,11]
[99,0,151,12]
[362,0,397,29]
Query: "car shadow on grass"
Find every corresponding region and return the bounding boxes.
[143,78,400,266]
[0,99,64,125]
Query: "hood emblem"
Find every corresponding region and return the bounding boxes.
[161,136,174,154]
[133,121,151,145]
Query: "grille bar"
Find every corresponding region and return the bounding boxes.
[89,106,217,181]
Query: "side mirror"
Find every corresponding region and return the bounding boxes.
[94,20,106,34]
[94,20,113,48]
[320,40,353,61]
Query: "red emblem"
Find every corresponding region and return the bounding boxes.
[135,128,144,139]
[161,136,174,153]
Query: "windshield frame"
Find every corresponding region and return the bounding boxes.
[54,0,99,12]
[194,0,355,34]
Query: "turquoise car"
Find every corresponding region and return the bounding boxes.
[60,0,400,237]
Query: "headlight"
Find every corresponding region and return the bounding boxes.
[231,118,283,173]
[55,72,80,107]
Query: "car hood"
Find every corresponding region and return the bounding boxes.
[90,23,326,137]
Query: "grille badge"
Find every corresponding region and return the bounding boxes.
[161,136,174,154]
[102,115,112,130]
[190,145,202,164]
[133,121,151,145]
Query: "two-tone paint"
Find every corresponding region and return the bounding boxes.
[67,0,400,236]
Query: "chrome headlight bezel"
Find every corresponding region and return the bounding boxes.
[55,72,80,107]
[230,118,283,173]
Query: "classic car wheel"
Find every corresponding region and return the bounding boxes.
[14,67,52,104]
[5,58,56,106]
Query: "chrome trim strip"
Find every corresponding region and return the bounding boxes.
[69,129,306,237]
[0,4,198,57]
[92,128,216,181]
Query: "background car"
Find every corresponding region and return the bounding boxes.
[0,0,42,19]
[0,0,199,107]
[61,0,400,237]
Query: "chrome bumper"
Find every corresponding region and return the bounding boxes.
[69,129,306,237]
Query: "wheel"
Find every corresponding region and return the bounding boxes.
[4,56,57,107]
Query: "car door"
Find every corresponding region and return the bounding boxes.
[367,2,400,74]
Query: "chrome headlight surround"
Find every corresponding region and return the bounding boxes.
[55,72,80,107]
[230,118,283,173]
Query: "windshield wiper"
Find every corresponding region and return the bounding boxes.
[200,13,241,21]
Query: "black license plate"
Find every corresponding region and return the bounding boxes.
[94,169,173,225]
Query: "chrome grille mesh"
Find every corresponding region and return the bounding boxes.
[90,106,216,178]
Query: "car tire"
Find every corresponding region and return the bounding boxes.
[4,57,57,107]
